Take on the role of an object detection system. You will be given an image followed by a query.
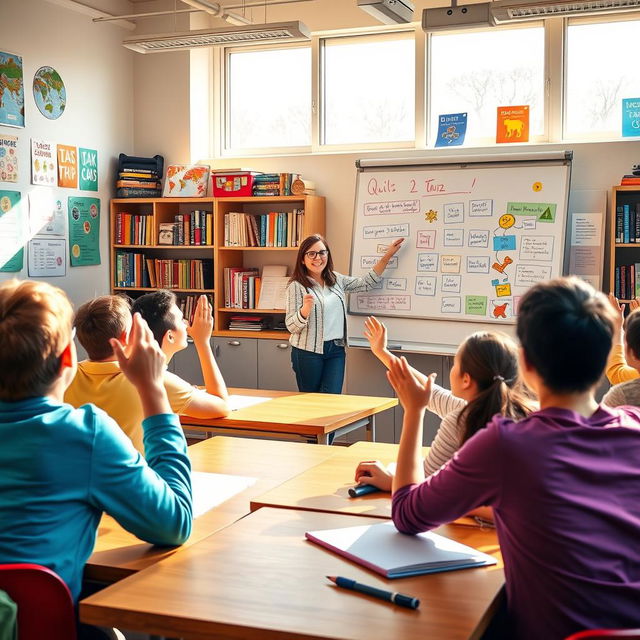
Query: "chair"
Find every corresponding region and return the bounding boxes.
[0,563,76,640]
[566,630,640,639]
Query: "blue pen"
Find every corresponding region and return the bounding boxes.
[348,484,381,498]
[327,576,420,610]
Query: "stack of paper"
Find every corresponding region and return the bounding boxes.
[257,265,289,310]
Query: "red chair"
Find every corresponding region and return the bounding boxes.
[0,563,76,640]
[566,630,640,639]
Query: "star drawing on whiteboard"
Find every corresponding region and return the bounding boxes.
[425,209,438,223]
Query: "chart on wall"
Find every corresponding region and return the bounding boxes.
[348,154,572,327]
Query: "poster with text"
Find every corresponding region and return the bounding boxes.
[31,138,57,185]
[79,147,98,191]
[0,190,24,272]
[28,238,66,277]
[622,98,640,137]
[435,113,467,147]
[496,105,529,144]
[68,196,100,266]
[0,134,18,182]
[28,189,65,236]
[0,51,25,128]
[57,144,78,188]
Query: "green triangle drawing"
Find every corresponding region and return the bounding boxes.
[539,207,553,221]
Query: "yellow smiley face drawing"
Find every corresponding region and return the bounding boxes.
[498,213,516,229]
[532,181,543,192]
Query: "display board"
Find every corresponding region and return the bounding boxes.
[347,152,572,354]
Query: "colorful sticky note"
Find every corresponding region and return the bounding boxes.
[466,295,487,315]
[493,235,516,251]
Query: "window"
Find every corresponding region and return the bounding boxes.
[565,19,640,138]
[226,46,311,150]
[321,32,415,146]
[429,26,545,144]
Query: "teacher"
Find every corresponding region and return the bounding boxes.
[285,233,403,394]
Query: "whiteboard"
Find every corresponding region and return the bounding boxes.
[347,152,572,355]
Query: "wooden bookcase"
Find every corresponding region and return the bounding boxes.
[110,194,325,339]
[610,186,640,302]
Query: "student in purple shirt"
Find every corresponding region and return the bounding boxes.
[388,277,640,640]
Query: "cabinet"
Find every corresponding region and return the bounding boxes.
[610,186,640,300]
[109,194,325,340]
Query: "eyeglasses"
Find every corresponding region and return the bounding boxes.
[305,249,329,260]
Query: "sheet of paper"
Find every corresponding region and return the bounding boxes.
[262,264,287,277]
[191,471,256,518]
[228,394,271,411]
[28,238,66,277]
[257,276,289,309]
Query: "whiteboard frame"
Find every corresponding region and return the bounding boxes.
[347,151,573,352]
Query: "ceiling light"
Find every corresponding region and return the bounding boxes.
[122,20,310,53]
[490,0,640,22]
[357,0,414,24]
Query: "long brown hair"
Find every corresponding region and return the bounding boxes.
[289,234,337,288]
[456,331,535,442]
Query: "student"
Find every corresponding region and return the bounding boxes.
[285,233,403,394]
[602,306,640,407]
[131,291,230,416]
[388,277,640,640]
[354,316,534,492]
[0,280,192,622]
[605,293,640,384]
[65,293,229,453]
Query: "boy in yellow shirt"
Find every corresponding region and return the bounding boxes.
[65,292,229,453]
[605,294,640,384]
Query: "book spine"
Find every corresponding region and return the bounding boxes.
[616,205,624,243]
[624,204,630,243]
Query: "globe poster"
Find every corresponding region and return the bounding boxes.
[33,66,66,120]
[0,51,25,128]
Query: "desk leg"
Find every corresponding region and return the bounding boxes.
[317,433,328,445]
[366,415,376,442]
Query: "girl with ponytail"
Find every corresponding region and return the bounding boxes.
[355,317,535,492]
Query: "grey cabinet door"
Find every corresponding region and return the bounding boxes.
[257,340,298,391]
[212,337,258,389]
[171,340,203,385]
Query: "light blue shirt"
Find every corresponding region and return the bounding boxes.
[322,285,343,342]
[0,397,192,601]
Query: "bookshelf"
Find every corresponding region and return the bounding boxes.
[610,186,640,302]
[110,194,325,339]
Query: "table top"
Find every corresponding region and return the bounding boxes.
[180,387,398,436]
[81,507,504,640]
[250,441,429,520]
[86,436,335,582]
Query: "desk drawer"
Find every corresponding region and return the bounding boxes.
[213,337,258,388]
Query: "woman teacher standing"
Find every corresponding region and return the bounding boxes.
[285,233,403,394]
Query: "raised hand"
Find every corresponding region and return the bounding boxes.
[608,293,625,343]
[364,316,388,358]
[387,356,436,413]
[187,295,213,346]
[384,238,404,259]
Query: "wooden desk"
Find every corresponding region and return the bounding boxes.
[180,387,397,444]
[81,507,504,640]
[85,437,335,583]
[250,441,428,519]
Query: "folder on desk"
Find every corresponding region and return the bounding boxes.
[305,521,496,578]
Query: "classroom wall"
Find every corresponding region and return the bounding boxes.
[0,0,134,310]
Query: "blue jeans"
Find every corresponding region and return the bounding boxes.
[291,340,346,394]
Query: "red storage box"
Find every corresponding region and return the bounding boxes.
[211,172,257,197]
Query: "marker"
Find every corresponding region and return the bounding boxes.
[348,484,381,498]
[327,576,419,610]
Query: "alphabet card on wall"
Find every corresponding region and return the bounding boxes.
[496,106,529,144]
[57,144,77,188]
[349,155,571,328]
[79,148,98,191]
[31,138,57,186]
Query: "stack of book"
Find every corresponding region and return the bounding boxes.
[621,174,640,186]
[252,173,297,196]
[116,167,162,198]
[223,267,261,309]
[224,210,304,247]
[179,293,213,325]
[614,263,640,301]
[114,213,153,245]
[614,203,640,243]
[158,210,213,246]
[228,315,272,332]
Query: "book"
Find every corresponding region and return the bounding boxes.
[305,521,497,579]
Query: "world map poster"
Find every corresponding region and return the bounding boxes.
[0,51,25,128]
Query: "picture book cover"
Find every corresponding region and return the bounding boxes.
[435,112,467,147]
[163,164,210,197]
[496,105,529,144]
[306,521,497,578]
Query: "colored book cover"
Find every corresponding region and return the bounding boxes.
[163,164,210,197]
[57,144,77,188]
[496,105,529,144]
[435,112,467,147]
[622,97,640,137]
